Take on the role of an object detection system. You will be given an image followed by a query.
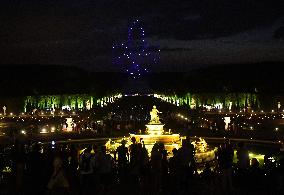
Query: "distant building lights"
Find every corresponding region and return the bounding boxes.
[62,105,71,111]
[51,127,56,132]
[40,128,47,134]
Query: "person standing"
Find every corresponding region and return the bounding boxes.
[47,157,69,195]
[94,146,114,192]
[218,140,234,192]
[26,143,45,194]
[236,142,249,187]
[115,140,129,184]
[79,145,95,195]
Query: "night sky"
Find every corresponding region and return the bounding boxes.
[0,0,283,72]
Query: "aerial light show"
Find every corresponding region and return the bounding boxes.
[112,19,160,78]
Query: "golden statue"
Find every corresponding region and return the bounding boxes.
[150,105,162,124]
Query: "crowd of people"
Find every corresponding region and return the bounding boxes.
[0,138,284,195]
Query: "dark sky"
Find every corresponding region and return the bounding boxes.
[0,0,283,72]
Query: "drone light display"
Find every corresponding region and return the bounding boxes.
[112,19,160,78]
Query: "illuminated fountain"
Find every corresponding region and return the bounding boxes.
[191,137,216,163]
[106,106,216,162]
[65,117,73,132]
[130,105,181,153]
[106,105,181,154]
